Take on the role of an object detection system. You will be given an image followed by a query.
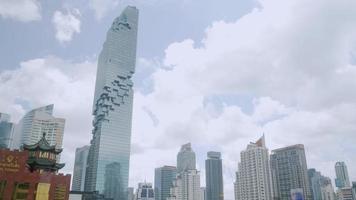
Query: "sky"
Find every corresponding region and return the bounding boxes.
[1,0,356,199]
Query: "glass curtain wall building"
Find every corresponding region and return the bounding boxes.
[84,6,139,200]
[155,166,177,200]
[205,151,224,200]
[0,113,14,149]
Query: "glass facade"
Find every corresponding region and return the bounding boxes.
[205,152,224,200]
[270,144,312,200]
[84,6,139,200]
[0,113,14,149]
[154,166,177,200]
[334,162,350,189]
[72,145,90,191]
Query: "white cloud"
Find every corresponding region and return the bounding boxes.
[1,0,356,199]
[89,0,119,20]
[0,56,96,174]
[52,9,81,43]
[0,0,41,22]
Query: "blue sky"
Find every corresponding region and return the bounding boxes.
[1,0,356,199]
[0,0,256,70]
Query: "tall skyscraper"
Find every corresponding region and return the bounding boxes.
[177,143,196,174]
[205,151,224,200]
[270,144,312,200]
[84,6,139,200]
[308,169,335,200]
[234,135,273,200]
[12,105,65,157]
[352,182,356,200]
[320,177,335,200]
[136,182,155,200]
[169,143,201,200]
[335,162,351,189]
[155,166,177,200]
[72,145,90,191]
[169,170,201,200]
[0,112,14,148]
[200,187,206,200]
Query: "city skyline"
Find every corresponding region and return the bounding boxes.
[1,0,356,199]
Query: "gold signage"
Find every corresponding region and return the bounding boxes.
[0,155,20,172]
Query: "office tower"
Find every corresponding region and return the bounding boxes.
[84,6,139,200]
[335,162,351,188]
[177,143,196,173]
[127,187,135,200]
[169,143,201,200]
[234,135,273,200]
[308,169,335,200]
[320,177,335,200]
[136,182,154,200]
[155,166,177,200]
[200,187,206,200]
[308,169,322,200]
[72,145,90,191]
[12,105,65,155]
[270,144,312,200]
[169,170,201,200]
[336,188,353,200]
[0,112,14,148]
[352,182,356,200]
[205,151,224,200]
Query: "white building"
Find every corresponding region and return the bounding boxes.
[169,170,201,200]
[234,135,273,200]
[12,105,65,160]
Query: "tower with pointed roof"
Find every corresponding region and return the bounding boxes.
[22,132,65,173]
[234,135,273,200]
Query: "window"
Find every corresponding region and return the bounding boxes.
[0,181,7,200]
[11,182,30,200]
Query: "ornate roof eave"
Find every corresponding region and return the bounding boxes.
[27,160,65,170]
[22,133,63,154]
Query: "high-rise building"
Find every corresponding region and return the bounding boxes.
[155,166,177,200]
[308,169,335,200]
[169,143,201,200]
[205,151,224,200]
[234,135,273,200]
[84,6,139,200]
[136,182,155,200]
[169,170,201,200]
[336,188,353,200]
[320,177,335,200]
[12,105,65,158]
[128,187,135,200]
[200,187,206,200]
[335,162,351,189]
[72,145,90,191]
[270,144,312,200]
[0,112,14,148]
[177,143,196,174]
[308,169,322,200]
[352,182,356,200]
